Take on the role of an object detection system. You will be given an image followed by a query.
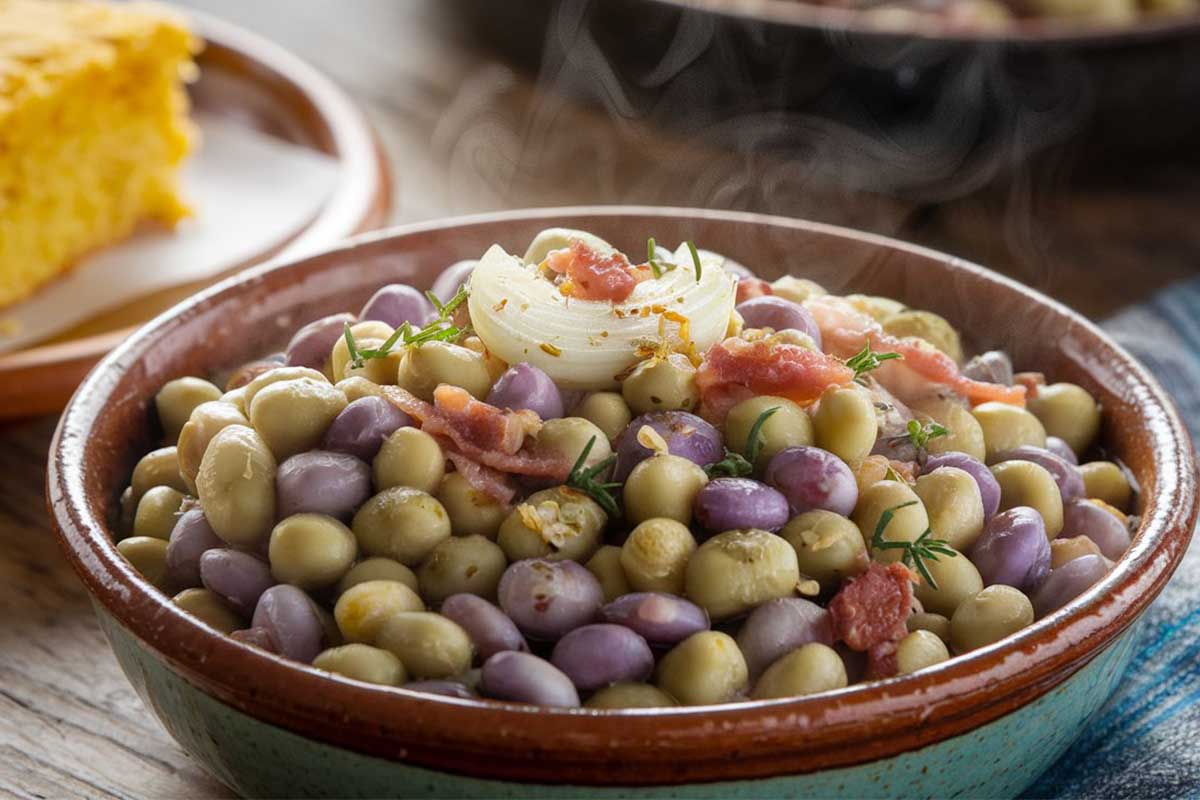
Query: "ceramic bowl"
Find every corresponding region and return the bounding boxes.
[48,208,1197,798]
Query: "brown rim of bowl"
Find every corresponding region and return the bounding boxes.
[48,207,1197,787]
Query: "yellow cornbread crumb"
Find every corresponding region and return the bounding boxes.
[0,0,200,308]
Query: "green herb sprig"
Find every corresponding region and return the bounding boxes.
[844,342,902,384]
[342,286,470,370]
[705,406,779,478]
[892,419,949,466]
[870,501,957,589]
[566,436,621,518]
[686,240,702,282]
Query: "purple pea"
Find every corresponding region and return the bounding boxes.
[359,284,435,329]
[599,593,709,646]
[200,549,276,618]
[551,624,654,691]
[323,396,412,462]
[486,363,564,420]
[405,680,476,699]
[431,259,477,302]
[440,594,529,661]
[694,478,790,534]
[166,509,224,589]
[925,452,1001,519]
[481,651,580,707]
[252,585,325,663]
[1046,436,1078,465]
[498,559,603,641]
[1032,554,1111,618]
[285,313,356,371]
[962,351,1013,386]
[993,446,1084,501]
[1061,499,1131,560]
[735,296,822,347]
[764,446,858,517]
[275,450,372,520]
[613,411,724,482]
[968,507,1051,592]
[736,598,834,680]
[230,626,278,653]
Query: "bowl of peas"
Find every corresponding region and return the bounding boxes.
[48,208,1196,798]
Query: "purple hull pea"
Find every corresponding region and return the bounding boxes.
[431,260,477,303]
[252,585,326,663]
[200,549,275,618]
[285,313,356,372]
[323,396,412,462]
[487,363,564,420]
[737,598,834,680]
[498,559,604,641]
[550,624,654,691]
[694,478,790,534]
[440,594,529,661]
[993,446,1085,501]
[599,593,709,646]
[166,509,224,589]
[968,507,1051,592]
[735,296,822,348]
[481,651,580,707]
[613,411,724,481]
[924,452,1001,520]
[275,450,372,520]
[764,446,858,517]
[1032,554,1111,618]
[359,284,435,329]
[1061,499,1130,560]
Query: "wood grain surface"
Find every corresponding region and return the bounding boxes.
[3,1,1197,797]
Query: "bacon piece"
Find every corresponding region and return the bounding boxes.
[866,639,901,680]
[829,562,913,653]
[1014,372,1045,400]
[544,240,644,303]
[431,385,540,455]
[736,276,773,303]
[444,448,517,505]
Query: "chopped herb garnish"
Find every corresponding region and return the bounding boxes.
[686,240,702,282]
[893,419,950,466]
[883,463,906,483]
[343,286,470,369]
[565,436,621,518]
[870,501,957,589]
[647,237,663,279]
[705,406,779,478]
[844,342,902,384]
[743,405,779,466]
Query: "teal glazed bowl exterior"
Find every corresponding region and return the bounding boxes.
[49,208,1197,798]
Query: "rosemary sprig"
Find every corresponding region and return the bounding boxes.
[870,501,957,589]
[844,342,902,384]
[566,436,621,518]
[343,286,470,370]
[647,237,663,279]
[705,406,779,478]
[686,240,702,282]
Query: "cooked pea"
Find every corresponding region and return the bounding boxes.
[909,395,986,463]
[1050,535,1105,568]
[436,472,507,539]
[535,417,612,473]
[949,585,1034,653]
[896,630,951,674]
[907,612,951,641]
[620,518,697,595]
[117,536,170,588]
[195,426,276,546]
[328,321,394,381]
[814,384,877,466]
[737,598,833,681]
[417,535,507,603]
[497,487,604,562]
[853,480,929,562]
[440,594,528,660]
[574,392,632,441]
[684,529,799,621]
[915,467,984,551]
[853,455,894,494]
[253,584,328,662]
[1079,461,1133,511]
[219,386,248,414]
[334,579,425,643]
[780,510,868,591]
[480,651,579,707]
[656,631,748,705]
[249,378,348,460]
[131,446,188,503]
[913,548,982,617]
[375,612,474,679]
[397,341,493,401]
[991,460,1064,537]
[337,557,419,595]
[621,354,700,415]
[770,276,826,303]
[752,642,847,699]
[586,545,631,602]
[725,396,813,469]
[199,549,274,617]
[882,310,963,363]
[268,513,357,589]
[313,643,407,686]
[335,376,385,402]
[174,587,242,633]
[133,485,186,541]
[373,427,445,493]
[352,487,450,565]
[585,683,678,709]
[1027,383,1101,456]
[460,335,509,384]
[623,455,708,525]
[972,402,1047,463]
[177,401,247,493]
[156,377,222,442]
[498,559,604,641]
[242,365,330,410]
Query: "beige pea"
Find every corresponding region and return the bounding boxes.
[334,579,425,643]
[1027,383,1102,456]
[341,337,405,385]
[950,585,1034,653]
[173,587,241,633]
[352,487,451,565]
[853,454,896,494]
[219,387,248,415]
[853,480,929,562]
[242,365,329,411]
[459,335,509,383]
[622,354,700,415]
[915,467,984,551]
[780,510,869,591]
[623,455,709,526]
[1080,461,1133,511]
[913,548,982,617]
[586,683,678,709]
[620,518,697,595]
[436,472,507,540]
[752,642,847,699]
[896,630,951,675]
[195,425,276,546]
[573,392,632,442]
[373,427,446,494]
[725,396,813,469]
[375,612,474,679]
[972,402,1047,463]
[269,513,358,589]
[656,631,748,705]
[535,417,611,473]
[814,384,877,467]
[882,310,963,363]
[133,486,186,541]
[117,536,170,589]
[586,545,632,602]
[1051,536,1105,569]
[131,446,188,504]
[177,400,247,493]
[684,529,799,621]
[416,534,508,603]
[313,644,407,686]
[909,394,987,463]
[770,276,826,303]
[337,557,419,595]
[397,341,493,401]
[156,377,222,442]
[336,376,386,402]
[249,378,347,460]
[329,321,395,383]
[907,611,951,641]
[497,487,605,562]
[992,460,1064,538]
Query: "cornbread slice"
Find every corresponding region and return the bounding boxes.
[0,0,199,308]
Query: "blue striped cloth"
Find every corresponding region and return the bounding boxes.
[1026,277,1200,798]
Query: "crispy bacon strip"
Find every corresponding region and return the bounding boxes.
[443,448,517,505]
[829,562,913,679]
[544,240,646,303]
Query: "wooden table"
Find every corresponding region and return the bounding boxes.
[2,2,1197,797]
